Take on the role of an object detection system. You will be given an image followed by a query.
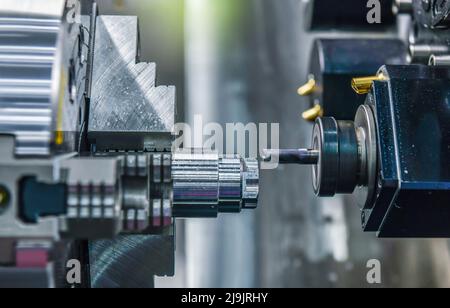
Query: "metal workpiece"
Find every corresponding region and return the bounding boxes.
[171,153,259,218]
[88,15,176,152]
[0,142,257,238]
[241,158,259,210]
[217,156,242,212]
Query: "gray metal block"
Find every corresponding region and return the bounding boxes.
[88,16,176,152]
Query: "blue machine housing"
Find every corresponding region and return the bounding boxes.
[308,39,407,120]
[363,65,450,238]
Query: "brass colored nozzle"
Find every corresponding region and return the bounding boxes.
[0,187,8,207]
[351,74,386,95]
[298,77,316,96]
[302,104,323,122]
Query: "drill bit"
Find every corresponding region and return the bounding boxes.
[262,149,319,165]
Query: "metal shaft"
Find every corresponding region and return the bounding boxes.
[263,149,319,165]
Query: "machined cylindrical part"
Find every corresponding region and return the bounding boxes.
[218,156,242,213]
[171,153,259,218]
[409,44,450,63]
[336,121,359,193]
[312,117,339,197]
[241,159,259,209]
[172,153,220,218]
[311,117,365,197]
[429,54,450,66]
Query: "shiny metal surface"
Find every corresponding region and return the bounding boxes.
[0,0,65,17]
[409,44,450,63]
[429,54,450,66]
[172,153,259,217]
[218,156,242,212]
[312,117,339,197]
[310,118,361,196]
[263,149,319,165]
[88,15,176,152]
[354,104,377,209]
[120,153,173,232]
[0,6,62,156]
[0,0,89,156]
[241,158,259,209]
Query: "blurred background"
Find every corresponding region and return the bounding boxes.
[98,0,450,288]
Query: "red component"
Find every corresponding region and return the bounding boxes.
[16,249,48,268]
